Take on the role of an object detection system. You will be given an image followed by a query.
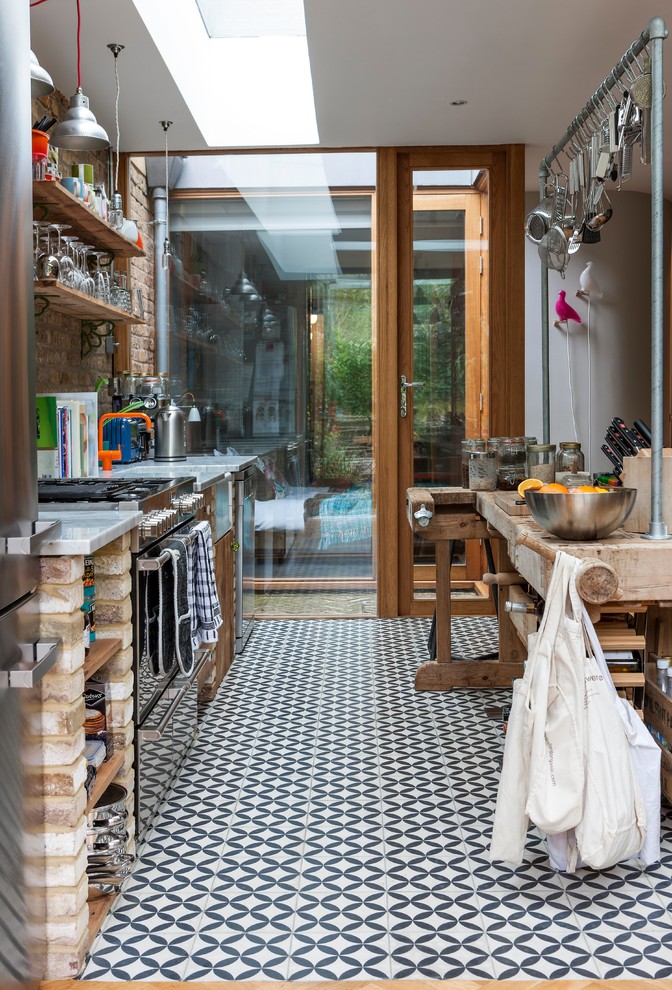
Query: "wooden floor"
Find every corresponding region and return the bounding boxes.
[40,979,672,989]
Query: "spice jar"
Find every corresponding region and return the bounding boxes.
[468,449,497,491]
[496,438,527,490]
[656,657,670,691]
[556,441,585,480]
[461,439,485,488]
[527,443,556,485]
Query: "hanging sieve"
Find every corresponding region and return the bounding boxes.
[538,225,569,276]
[524,180,556,244]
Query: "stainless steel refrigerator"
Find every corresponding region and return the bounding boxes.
[1,9,60,989]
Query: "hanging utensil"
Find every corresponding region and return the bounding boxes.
[524,178,557,244]
[586,185,613,231]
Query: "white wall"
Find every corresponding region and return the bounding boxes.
[524,191,671,476]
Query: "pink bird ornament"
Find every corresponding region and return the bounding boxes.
[554,289,582,329]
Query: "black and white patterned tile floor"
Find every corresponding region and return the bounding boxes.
[83,616,672,982]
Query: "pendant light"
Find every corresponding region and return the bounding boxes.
[160,120,173,270]
[50,0,109,151]
[30,50,55,98]
[228,271,262,303]
[107,44,125,208]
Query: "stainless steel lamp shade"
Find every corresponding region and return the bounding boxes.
[50,88,109,151]
[228,271,262,303]
[30,50,55,98]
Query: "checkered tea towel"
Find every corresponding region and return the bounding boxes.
[189,521,222,650]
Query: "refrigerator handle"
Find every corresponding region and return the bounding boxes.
[4,639,62,689]
[4,519,61,556]
[137,683,190,742]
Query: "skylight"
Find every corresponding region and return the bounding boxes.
[195,0,307,38]
[132,0,318,148]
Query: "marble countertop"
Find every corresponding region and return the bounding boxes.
[105,455,256,491]
[38,509,142,555]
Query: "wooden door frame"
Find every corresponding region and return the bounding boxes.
[375,145,525,618]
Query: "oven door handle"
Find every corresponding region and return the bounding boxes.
[138,683,190,741]
[137,549,172,572]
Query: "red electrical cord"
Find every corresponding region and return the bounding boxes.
[29,0,51,6]
[76,0,81,89]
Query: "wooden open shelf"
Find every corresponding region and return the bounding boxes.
[34,279,146,324]
[85,752,124,814]
[33,181,144,259]
[86,888,116,944]
[83,637,122,681]
[643,662,672,802]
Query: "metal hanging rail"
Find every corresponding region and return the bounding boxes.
[537,16,669,541]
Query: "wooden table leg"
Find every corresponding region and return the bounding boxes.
[415,537,525,692]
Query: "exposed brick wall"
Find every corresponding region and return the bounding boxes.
[31,93,156,406]
[127,157,155,378]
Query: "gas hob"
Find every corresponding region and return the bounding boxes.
[38,477,204,551]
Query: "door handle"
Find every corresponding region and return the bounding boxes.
[3,639,61,689]
[138,683,190,741]
[400,375,425,418]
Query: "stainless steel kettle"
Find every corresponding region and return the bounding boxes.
[154,400,186,461]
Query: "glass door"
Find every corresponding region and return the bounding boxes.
[399,170,490,615]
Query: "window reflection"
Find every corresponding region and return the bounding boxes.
[165,153,376,616]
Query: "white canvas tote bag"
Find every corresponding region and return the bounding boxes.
[574,612,646,870]
[525,555,585,834]
[582,605,659,865]
[491,551,584,863]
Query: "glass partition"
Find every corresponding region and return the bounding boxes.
[166,153,376,616]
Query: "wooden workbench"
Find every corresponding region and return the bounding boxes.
[407,486,672,691]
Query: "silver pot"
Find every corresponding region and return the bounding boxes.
[524,188,556,244]
[86,783,127,828]
[86,833,128,855]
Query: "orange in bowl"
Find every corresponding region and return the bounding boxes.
[571,485,604,493]
[517,478,544,499]
[537,482,570,493]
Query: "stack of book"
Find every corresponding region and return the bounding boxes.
[36,391,98,478]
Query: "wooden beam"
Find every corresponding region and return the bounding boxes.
[375,148,401,617]
[416,659,524,690]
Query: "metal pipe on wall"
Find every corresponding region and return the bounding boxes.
[645,15,669,540]
[153,186,169,377]
[538,170,551,445]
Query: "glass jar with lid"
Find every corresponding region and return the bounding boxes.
[468,449,497,491]
[495,437,527,489]
[527,443,556,485]
[461,438,485,488]
[556,441,585,479]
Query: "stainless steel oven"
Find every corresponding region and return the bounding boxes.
[133,525,209,837]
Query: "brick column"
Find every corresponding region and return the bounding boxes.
[28,533,136,978]
[94,532,136,851]
[26,555,89,979]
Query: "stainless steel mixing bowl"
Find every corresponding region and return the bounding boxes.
[525,488,637,540]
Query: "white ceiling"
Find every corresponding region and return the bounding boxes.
[30,0,672,196]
